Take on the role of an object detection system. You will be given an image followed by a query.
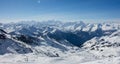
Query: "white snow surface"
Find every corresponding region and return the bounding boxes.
[0,53,120,64]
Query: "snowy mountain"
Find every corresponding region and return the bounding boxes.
[82,30,120,57]
[0,21,120,64]
[0,29,32,54]
[1,21,119,46]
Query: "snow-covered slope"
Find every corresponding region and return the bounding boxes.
[0,29,32,54]
[82,30,120,57]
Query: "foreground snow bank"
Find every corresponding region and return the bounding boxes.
[0,53,120,64]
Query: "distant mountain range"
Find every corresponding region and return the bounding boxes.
[0,21,120,58]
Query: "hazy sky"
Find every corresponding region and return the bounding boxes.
[0,0,120,23]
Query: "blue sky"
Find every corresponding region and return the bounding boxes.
[0,0,120,23]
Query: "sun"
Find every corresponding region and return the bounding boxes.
[37,0,41,4]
